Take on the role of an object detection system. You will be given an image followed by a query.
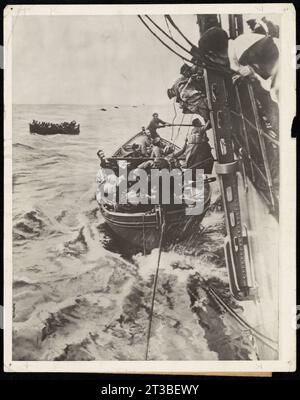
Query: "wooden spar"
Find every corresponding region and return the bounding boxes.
[157,124,193,128]
[228,15,244,39]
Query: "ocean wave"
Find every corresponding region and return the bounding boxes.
[61,227,88,257]
[11,105,256,361]
[13,208,63,241]
[13,278,39,289]
[13,142,35,151]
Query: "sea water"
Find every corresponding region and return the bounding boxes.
[11,104,257,361]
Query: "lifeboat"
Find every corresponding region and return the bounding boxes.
[29,120,80,135]
[96,131,213,252]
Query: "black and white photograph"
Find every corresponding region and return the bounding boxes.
[3,4,296,373]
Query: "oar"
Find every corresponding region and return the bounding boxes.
[158,124,193,128]
[145,205,166,360]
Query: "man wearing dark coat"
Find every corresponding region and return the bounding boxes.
[147,113,170,138]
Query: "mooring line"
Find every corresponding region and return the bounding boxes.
[145,207,166,360]
[208,286,278,352]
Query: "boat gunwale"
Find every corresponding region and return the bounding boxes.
[112,131,180,157]
[99,196,211,219]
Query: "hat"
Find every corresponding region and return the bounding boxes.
[198,27,229,56]
[192,118,202,127]
[154,157,169,169]
[246,19,267,35]
[152,112,158,117]
[167,88,176,99]
[164,145,174,155]
[180,64,191,76]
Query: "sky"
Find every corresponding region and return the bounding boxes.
[12,13,280,105]
[12,15,199,105]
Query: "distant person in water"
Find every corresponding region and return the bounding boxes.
[147,113,170,138]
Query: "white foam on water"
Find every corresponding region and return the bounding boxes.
[11,105,256,361]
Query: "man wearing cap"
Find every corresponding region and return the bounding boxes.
[147,113,170,138]
[228,31,279,102]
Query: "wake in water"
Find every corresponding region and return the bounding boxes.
[12,201,258,361]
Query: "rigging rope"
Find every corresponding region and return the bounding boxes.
[171,98,178,141]
[142,213,146,256]
[145,206,166,360]
[164,15,197,48]
[230,110,279,146]
[172,114,185,144]
[138,16,194,65]
[186,114,194,138]
[208,286,278,352]
[164,15,173,38]
[145,15,192,56]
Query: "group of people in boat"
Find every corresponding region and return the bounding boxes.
[124,113,214,174]
[30,120,80,134]
[98,16,280,209]
[97,112,214,211]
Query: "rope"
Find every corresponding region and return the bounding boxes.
[142,213,146,256]
[172,114,185,144]
[145,15,192,56]
[138,16,194,65]
[164,15,173,38]
[230,110,279,146]
[208,286,278,352]
[171,98,178,141]
[164,15,196,48]
[186,114,194,139]
[145,206,166,360]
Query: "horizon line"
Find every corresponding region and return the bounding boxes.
[12,103,171,106]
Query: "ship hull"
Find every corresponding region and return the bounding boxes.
[236,174,279,359]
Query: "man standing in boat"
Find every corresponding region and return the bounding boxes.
[172,118,214,174]
[147,113,170,138]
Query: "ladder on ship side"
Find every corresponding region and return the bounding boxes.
[197,13,279,301]
[203,67,257,301]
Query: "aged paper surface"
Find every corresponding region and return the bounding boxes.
[3,4,296,373]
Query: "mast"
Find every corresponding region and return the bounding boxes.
[228,14,244,39]
[197,14,243,38]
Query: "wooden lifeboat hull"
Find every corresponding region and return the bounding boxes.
[99,185,212,252]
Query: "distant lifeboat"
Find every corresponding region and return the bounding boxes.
[29,120,80,135]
